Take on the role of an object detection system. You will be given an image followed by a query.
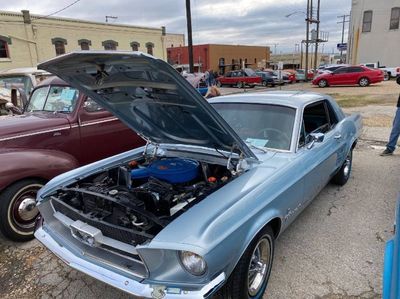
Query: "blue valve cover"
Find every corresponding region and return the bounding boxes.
[131,158,199,183]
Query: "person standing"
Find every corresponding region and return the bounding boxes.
[208,70,215,86]
[204,70,210,87]
[380,76,400,156]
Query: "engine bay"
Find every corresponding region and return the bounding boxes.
[51,156,235,245]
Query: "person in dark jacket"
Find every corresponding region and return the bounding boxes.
[380,76,400,156]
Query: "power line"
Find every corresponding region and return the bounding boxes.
[33,0,81,21]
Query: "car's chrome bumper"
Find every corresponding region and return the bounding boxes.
[35,226,225,299]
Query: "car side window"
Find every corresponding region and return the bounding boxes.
[333,67,348,74]
[83,97,104,113]
[300,101,334,148]
[346,67,360,73]
[226,72,232,77]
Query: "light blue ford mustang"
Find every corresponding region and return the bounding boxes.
[34,51,362,299]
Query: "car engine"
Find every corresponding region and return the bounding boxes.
[51,157,233,245]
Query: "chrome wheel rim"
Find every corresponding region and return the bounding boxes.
[10,184,42,232]
[17,197,38,221]
[343,154,351,177]
[248,238,271,296]
[360,79,368,86]
[319,80,326,87]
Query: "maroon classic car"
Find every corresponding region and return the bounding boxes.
[216,68,262,88]
[0,77,144,241]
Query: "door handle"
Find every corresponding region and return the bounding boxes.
[334,134,342,139]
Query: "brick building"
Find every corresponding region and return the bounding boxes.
[0,10,184,70]
[167,44,270,74]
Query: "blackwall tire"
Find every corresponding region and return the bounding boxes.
[0,179,43,241]
[318,79,328,88]
[332,150,353,186]
[217,226,275,299]
[358,77,370,87]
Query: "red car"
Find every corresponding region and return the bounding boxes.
[312,65,384,88]
[216,68,261,88]
[0,77,144,241]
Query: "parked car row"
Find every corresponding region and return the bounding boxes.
[215,64,386,89]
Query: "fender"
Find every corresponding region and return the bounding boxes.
[0,148,80,192]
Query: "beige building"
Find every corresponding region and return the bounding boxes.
[0,10,185,70]
[164,33,185,49]
[348,0,400,66]
[270,53,329,69]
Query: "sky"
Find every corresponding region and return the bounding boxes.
[1,0,352,54]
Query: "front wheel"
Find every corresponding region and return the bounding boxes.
[236,81,244,88]
[318,79,328,88]
[262,81,267,87]
[0,179,44,241]
[332,150,352,186]
[358,77,370,87]
[217,226,275,299]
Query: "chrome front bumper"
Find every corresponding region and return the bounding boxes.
[35,226,225,299]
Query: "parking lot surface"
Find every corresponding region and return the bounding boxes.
[1,81,399,299]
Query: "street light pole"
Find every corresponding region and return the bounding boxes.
[185,0,194,73]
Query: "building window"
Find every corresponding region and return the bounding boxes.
[51,37,67,56]
[0,36,11,58]
[362,10,373,32]
[390,7,400,30]
[146,42,154,55]
[78,39,91,50]
[130,41,140,51]
[55,41,65,55]
[102,40,118,50]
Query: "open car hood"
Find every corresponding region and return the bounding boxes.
[38,51,256,159]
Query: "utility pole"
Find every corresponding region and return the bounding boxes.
[185,0,194,73]
[313,0,320,71]
[300,42,304,69]
[305,0,310,80]
[337,14,350,63]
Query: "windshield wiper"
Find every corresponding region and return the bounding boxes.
[245,142,268,154]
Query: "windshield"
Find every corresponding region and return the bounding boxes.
[244,68,257,76]
[26,85,79,113]
[212,103,296,151]
[0,75,32,95]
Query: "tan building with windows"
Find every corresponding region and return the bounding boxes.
[270,53,330,69]
[348,0,400,66]
[0,10,184,70]
[167,44,270,74]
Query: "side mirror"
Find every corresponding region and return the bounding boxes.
[307,132,325,149]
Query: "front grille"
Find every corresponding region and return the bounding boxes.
[51,198,150,246]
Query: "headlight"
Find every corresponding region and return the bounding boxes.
[179,251,207,276]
